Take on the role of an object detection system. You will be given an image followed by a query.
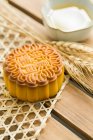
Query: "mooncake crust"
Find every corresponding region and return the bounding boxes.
[3,43,64,102]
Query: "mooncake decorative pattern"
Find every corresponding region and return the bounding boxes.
[3,43,64,102]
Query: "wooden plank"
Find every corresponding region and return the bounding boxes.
[40,117,81,140]
[53,83,93,139]
[0,1,51,41]
[8,0,44,24]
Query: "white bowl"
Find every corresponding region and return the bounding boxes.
[42,0,93,41]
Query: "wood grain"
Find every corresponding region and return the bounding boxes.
[0,1,51,41]
[8,0,44,23]
[54,83,93,139]
[40,118,81,140]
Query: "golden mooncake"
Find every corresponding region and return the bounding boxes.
[3,43,64,102]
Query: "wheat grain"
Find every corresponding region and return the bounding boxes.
[47,41,93,93]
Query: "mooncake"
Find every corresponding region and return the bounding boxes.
[3,43,64,102]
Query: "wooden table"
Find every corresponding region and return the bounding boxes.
[3,0,93,139]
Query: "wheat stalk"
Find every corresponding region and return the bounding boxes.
[47,41,93,93]
[47,41,93,58]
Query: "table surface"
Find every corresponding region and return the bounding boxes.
[3,0,93,139]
